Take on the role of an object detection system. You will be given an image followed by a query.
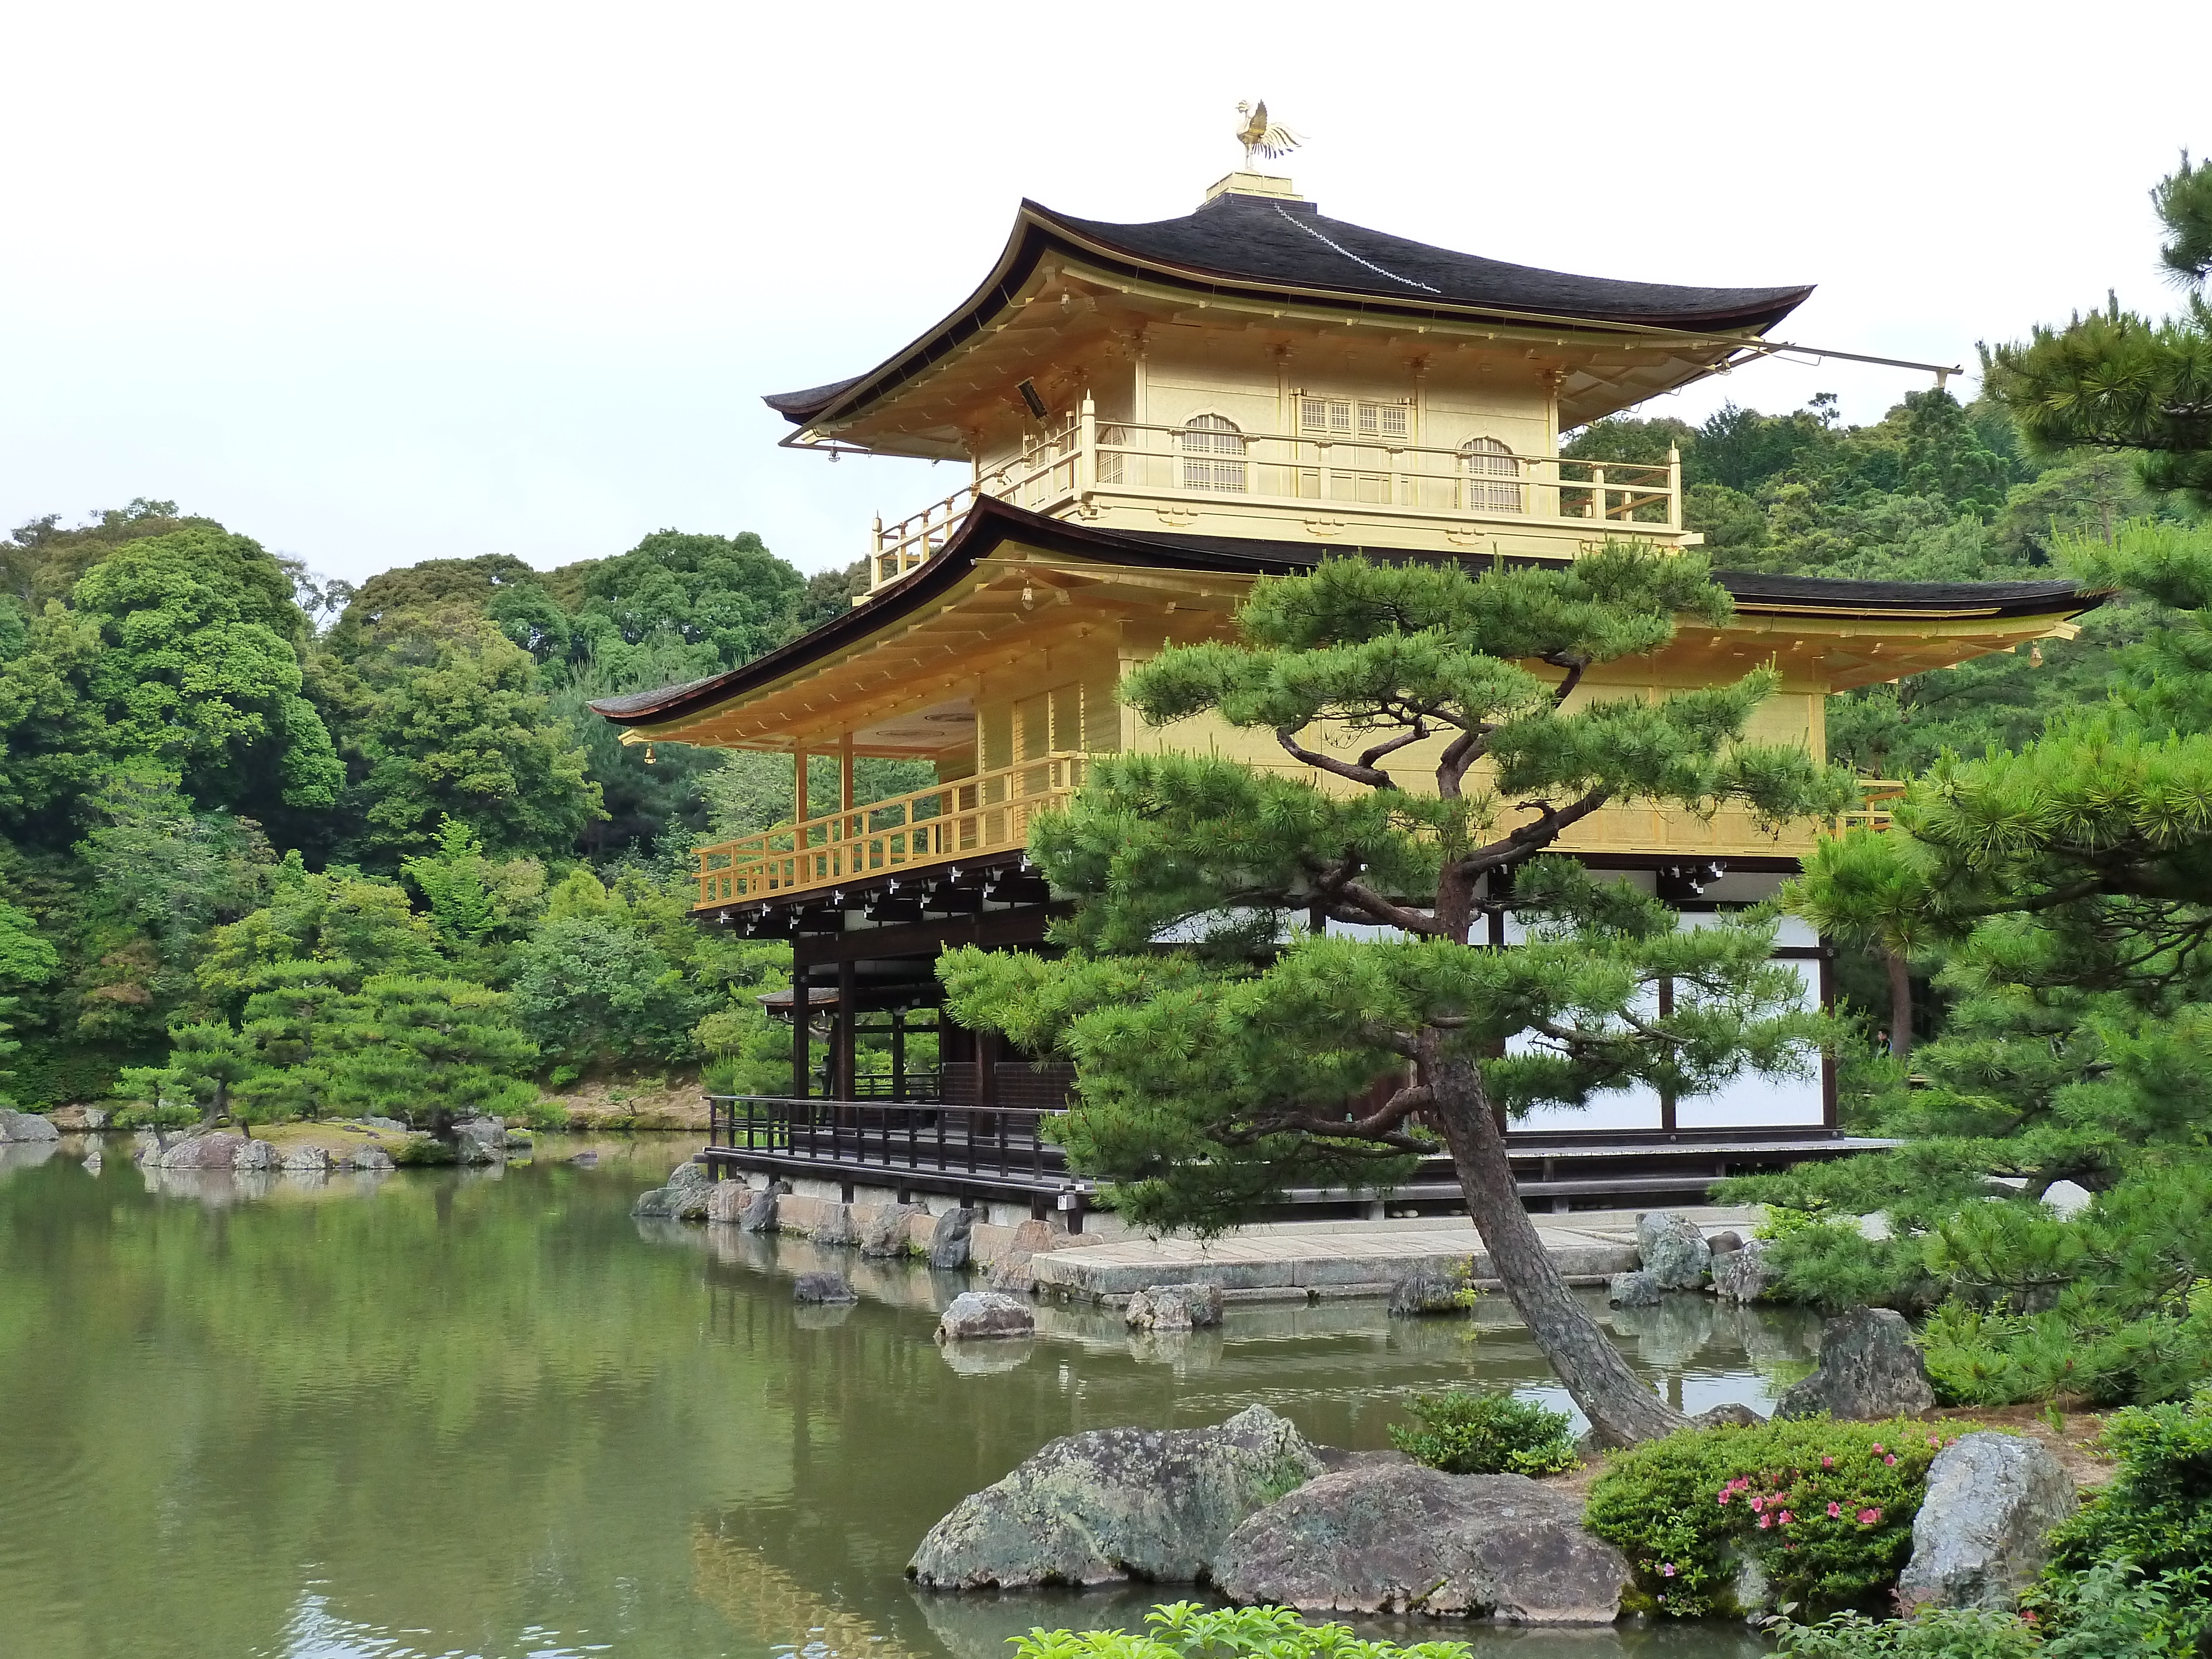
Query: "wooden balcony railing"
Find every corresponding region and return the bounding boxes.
[692,753,1086,911]
[864,397,1684,594]
[1836,780,1905,835]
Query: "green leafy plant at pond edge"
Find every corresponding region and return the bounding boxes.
[1386,1389,1579,1477]
[1583,1417,1965,1618]
[1010,1601,1472,1659]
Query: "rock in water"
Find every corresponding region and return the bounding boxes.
[985,1218,1058,1293]
[705,1181,749,1225]
[811,1203,858,1245]
[455,1118,507,1162]
[738,1187,779,1233]
[1897,1434,2076,1611]
[1636,1212,1712,1291]
[1387,1271,1469,1317]
[160,1133,246,1170]
[1712,1239,1774,1304]
[1777,1307,1935,1420]
[633,1160,714,1219]
[1708,1230,1745,1256]
[48,1104,107,1133]
[281,1145,331,1172]
[1211,1463,1631,1623]
[794,1272,858,1304]
[861,1203,929,1258]
[928,1206,978,1269]
[1607,1270,1661,1307]
[351,1147,394,1172]
[938,1291,1036,1342]
[1126,1284,1224,1331]
[232,1139,280,1171]
[0,1109,61,1144]
[909,1404,1325,1589]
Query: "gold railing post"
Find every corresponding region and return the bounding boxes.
[1077,393,1096,494]
[1590,464,1607,521]
[1667,445,1683,532]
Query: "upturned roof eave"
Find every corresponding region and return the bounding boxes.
[765,200,1812,435]
[588,498,2099,733]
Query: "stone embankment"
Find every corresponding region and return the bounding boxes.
[123,1117,528,1175]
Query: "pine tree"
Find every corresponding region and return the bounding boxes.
[324,975,540,1137]
[942,547,1846,1446]
[1981,153,2212,508]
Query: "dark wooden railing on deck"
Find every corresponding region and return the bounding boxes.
[707,1095,1068,1187]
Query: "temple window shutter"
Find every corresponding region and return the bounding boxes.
[1179,414,1248,492]
[1300,396,1408,439]
[1460,436,1523,512]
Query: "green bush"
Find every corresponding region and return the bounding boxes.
[389,1133,458,1166]
[1768,1605,2041,1657]
[1386,1389,1578,1477]
[1583,1417,1964,1618]
[1009,1600,1471,1659]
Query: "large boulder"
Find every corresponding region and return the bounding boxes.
[1897,1434,2077,1611]
[794,1271,858,1304]
[351,1147,394,1173]
[985,1218,1059,1293]
[1126,1283,1224,1332]
[281,1145,331,1172]
[811,1202,857,1245]
[455,1117,507,1163]
[633,1160,713,1220]
[937,1291,1036,1342]
[737,1187,780,1233]
[929,1206,979,1270]
[1777,1307,1935,1420]
[1607,1270,1661,1308]
[1388,1271,1469,1317]
[0,1109,61,1144]
[861,1203,930,1258]
[160,1132,246,1170]
[46,1104,107,1133]
[705,1181,750,1225]
[1212,1463,1631,1623]
[1712,1239,1775,1305]
[1636,1212,1712,1291]
[232,1138,280,1171]
[909,1404,1326,1589]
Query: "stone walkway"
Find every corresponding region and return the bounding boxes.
[1028,1206,1762,1302]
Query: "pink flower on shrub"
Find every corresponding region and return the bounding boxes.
[1859,1509,1881,1525]
[1757,1515,1772,1529]
[1885,1454,1898,1466]
[1928,1436,1941,1447]
[1778,1511,1794,1525]
[1717,1491,1731,1505]
[1828,1502,1843,1519]
[1871,1443,1884,1455]
[1821,1456,1834,1468]
[1661,1564,1676,1577]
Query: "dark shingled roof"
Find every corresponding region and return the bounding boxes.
[764,193,1814,429]
[591,499,2094,730]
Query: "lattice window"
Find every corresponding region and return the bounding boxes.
[1180,414,1248,492]
[1460,436,1523,512]
[1299,396,1410,439]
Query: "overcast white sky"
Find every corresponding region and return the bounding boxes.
[2,0,2205,586]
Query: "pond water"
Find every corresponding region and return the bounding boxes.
[0,1136,1801,1659]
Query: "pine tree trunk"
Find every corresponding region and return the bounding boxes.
[1883,947,1913,1062]
[1427,1045,1689,1447]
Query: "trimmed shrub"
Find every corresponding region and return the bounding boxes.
[1583,1417,1964,1618]
[1010,1600,1472,1659]
[1386,1389,1578,1477]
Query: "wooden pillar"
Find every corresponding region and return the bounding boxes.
[891,1008,906,1102]
[1656,977,1678,1133]
[791,969,810,1099]
[794,750,810,824]
[839,731,857,845]
[836,957,858,1100]
[977,1027,1000,1110]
